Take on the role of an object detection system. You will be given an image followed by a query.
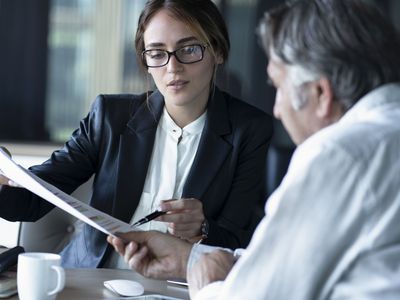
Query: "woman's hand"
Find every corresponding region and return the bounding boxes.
[0,173,10,185]
[157,198,205,242]
[0,173,20,187]
[0,146,20,187]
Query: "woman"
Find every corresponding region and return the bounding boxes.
[0,0,272,268]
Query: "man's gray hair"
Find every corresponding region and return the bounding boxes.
[258,0,400,111]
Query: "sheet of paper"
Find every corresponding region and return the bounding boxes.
[0,149,136,237]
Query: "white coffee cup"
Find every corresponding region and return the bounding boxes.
[17,253,65,300]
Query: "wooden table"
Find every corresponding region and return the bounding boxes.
[8,268,189,299]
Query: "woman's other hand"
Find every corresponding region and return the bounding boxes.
[157,198,205,242]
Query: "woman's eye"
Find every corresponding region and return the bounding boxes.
[150,52,165,59]
[181,46,196,55]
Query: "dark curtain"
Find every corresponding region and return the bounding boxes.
[0,0,50,141]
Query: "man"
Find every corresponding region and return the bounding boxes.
[108,0,400,299]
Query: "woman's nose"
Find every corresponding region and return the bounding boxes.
[167,54,183,73]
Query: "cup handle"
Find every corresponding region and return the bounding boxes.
[48,265,65,296]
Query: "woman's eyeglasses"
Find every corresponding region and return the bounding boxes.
[142,44,207,68]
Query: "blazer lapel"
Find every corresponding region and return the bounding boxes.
[183,88,232,200]
[113,91,164,223]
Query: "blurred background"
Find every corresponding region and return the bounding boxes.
[1,0,399,197]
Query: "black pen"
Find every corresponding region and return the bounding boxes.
[131,210,167,227]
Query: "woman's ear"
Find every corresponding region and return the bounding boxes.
[215,53,224,65]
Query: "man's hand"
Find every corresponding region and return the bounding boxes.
[107,230,192,279]
[157,198,205,241]
[187,250,235,298]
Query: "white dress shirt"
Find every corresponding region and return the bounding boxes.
[105,108,206,268]
[130,108,207,230]
[191,83,400,299]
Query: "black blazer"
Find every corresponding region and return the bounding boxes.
[0,88,273,268]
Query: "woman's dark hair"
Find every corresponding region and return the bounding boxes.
[259,0,400,110]
[135,0,230,71]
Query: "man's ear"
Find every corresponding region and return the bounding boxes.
[315,77,334,119]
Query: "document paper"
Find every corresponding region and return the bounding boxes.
[0,149,134,237]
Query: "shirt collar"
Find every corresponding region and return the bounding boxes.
[160,107,207,136]
[340,83,400,124]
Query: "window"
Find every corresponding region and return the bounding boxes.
[1,0,399,145]
[46,0,148,141]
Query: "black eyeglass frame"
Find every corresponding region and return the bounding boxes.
[142,44,208,68]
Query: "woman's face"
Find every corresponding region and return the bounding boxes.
[143,9,218,114]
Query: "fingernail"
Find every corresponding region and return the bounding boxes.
[128,242,136,252]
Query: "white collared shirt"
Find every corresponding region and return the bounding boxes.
[130,108,207,231]
[191,83,400,299]
[105,107,206,268]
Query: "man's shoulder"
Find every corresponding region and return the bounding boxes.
[299,112,400,165]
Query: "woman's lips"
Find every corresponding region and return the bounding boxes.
[167,80,189,91]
